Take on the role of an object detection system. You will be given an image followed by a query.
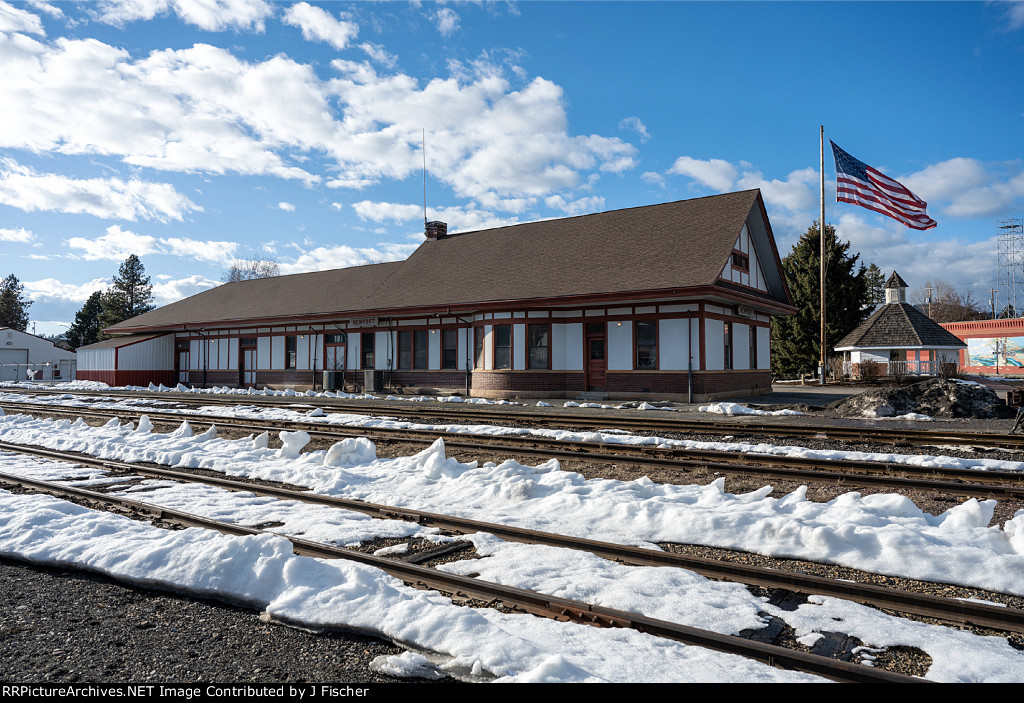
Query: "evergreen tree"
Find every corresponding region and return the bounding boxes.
[770,221,871,377]
[66,291,105,349]
[0,274,32,332]
[863,263,886,307]
[99,255,155,329]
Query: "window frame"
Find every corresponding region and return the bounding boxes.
[474,327,485,369]
[635,320,658,370]
[493,324,512,370]
[360,332,375,370]
[285,335,297,370]
[527,323,550,370]
[723,321,732,370]
[442,329,459,370]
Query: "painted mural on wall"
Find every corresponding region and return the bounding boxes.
[967,336,1024,368]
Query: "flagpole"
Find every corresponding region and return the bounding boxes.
[819,125,826,385]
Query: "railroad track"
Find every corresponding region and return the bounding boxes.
[0,453,924,683]
[2,385,1023,450]
[5,400,1024,502]
[3,441,1023,640]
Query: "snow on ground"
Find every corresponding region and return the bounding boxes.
[700,402,804,416]
[3,446,1024,682]
[0,487,818,683]
[5,392,1024,680]
[4,389,1023,474]
[4,410,1024,596]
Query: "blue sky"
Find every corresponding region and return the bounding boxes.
[2,0,1023,336]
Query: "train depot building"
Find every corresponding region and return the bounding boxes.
[77,189,795,401]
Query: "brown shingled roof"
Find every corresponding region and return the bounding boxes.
[835,302,967,349]
[107,190,790,333]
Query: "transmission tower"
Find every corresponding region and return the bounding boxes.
[997,217,1024,319]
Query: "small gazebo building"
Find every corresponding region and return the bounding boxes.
[834,272,966,378]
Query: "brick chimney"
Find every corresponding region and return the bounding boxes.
[425,221,447,240]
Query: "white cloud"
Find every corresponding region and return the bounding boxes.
[433,7,460,37]
[1006,1,1024,30]
[0,0,45,35]
[736,167,818,213]
[93,0,273,32]
[351,200,423,223]
[278,242,419,275]
[152,274,219,305]
[277,201,296,212]
[902,158,1024,219]
[282,2,358,50]
[0,18,636,208]
[618,116,650,143]
[667,156,738,191]
[23,276,110,303]
[359,42,397,68]
[0,158,201,222]
[544,195,605,216]
[0,227,34,243]
[641,171,665,187]
[67,225,238,263]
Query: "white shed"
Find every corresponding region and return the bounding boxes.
[0,327,77,382]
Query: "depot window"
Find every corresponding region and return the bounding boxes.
[527,324,549,370]
[442,329,458,370]
[494,324,512,370]
[636,321,657,370]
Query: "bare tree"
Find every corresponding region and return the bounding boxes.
[910,279,987,323]
[222,258,280,283]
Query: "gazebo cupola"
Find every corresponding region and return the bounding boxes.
[885,271,909,304]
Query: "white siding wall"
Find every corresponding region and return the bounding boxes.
[660,319,690,371]
[608,321,632,370]
[705,320,725,371]
[513,324,526,370]
[1,328,77,364]
[458,328,468,371]
[78,348,114,371]
[347,333,360,371]
[270,336,285,370]
[428,328,441,370]
[757,326,770,370]
[733,324,750,370]
[118,335,174,371]
[257,337,271,369]
[551,323,583,371]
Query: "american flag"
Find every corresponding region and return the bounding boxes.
[831,141,936,230]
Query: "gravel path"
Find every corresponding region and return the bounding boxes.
[0,557,437,684]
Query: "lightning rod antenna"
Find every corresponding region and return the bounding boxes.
[422,128,427,227]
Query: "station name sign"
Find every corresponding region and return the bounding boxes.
[347,317,379,328]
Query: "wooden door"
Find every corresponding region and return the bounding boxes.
[586,324,606,391]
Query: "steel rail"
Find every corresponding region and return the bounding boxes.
[3,441,1023,638]
[6,402,1024,501]
[0,468,921,683]
[3,385,1023,450]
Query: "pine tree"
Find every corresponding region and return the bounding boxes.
[0,274,32,332]
[770,221,871,377]
[99,255,155,329]
[863,263,886,307]
[66,291,105,349]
